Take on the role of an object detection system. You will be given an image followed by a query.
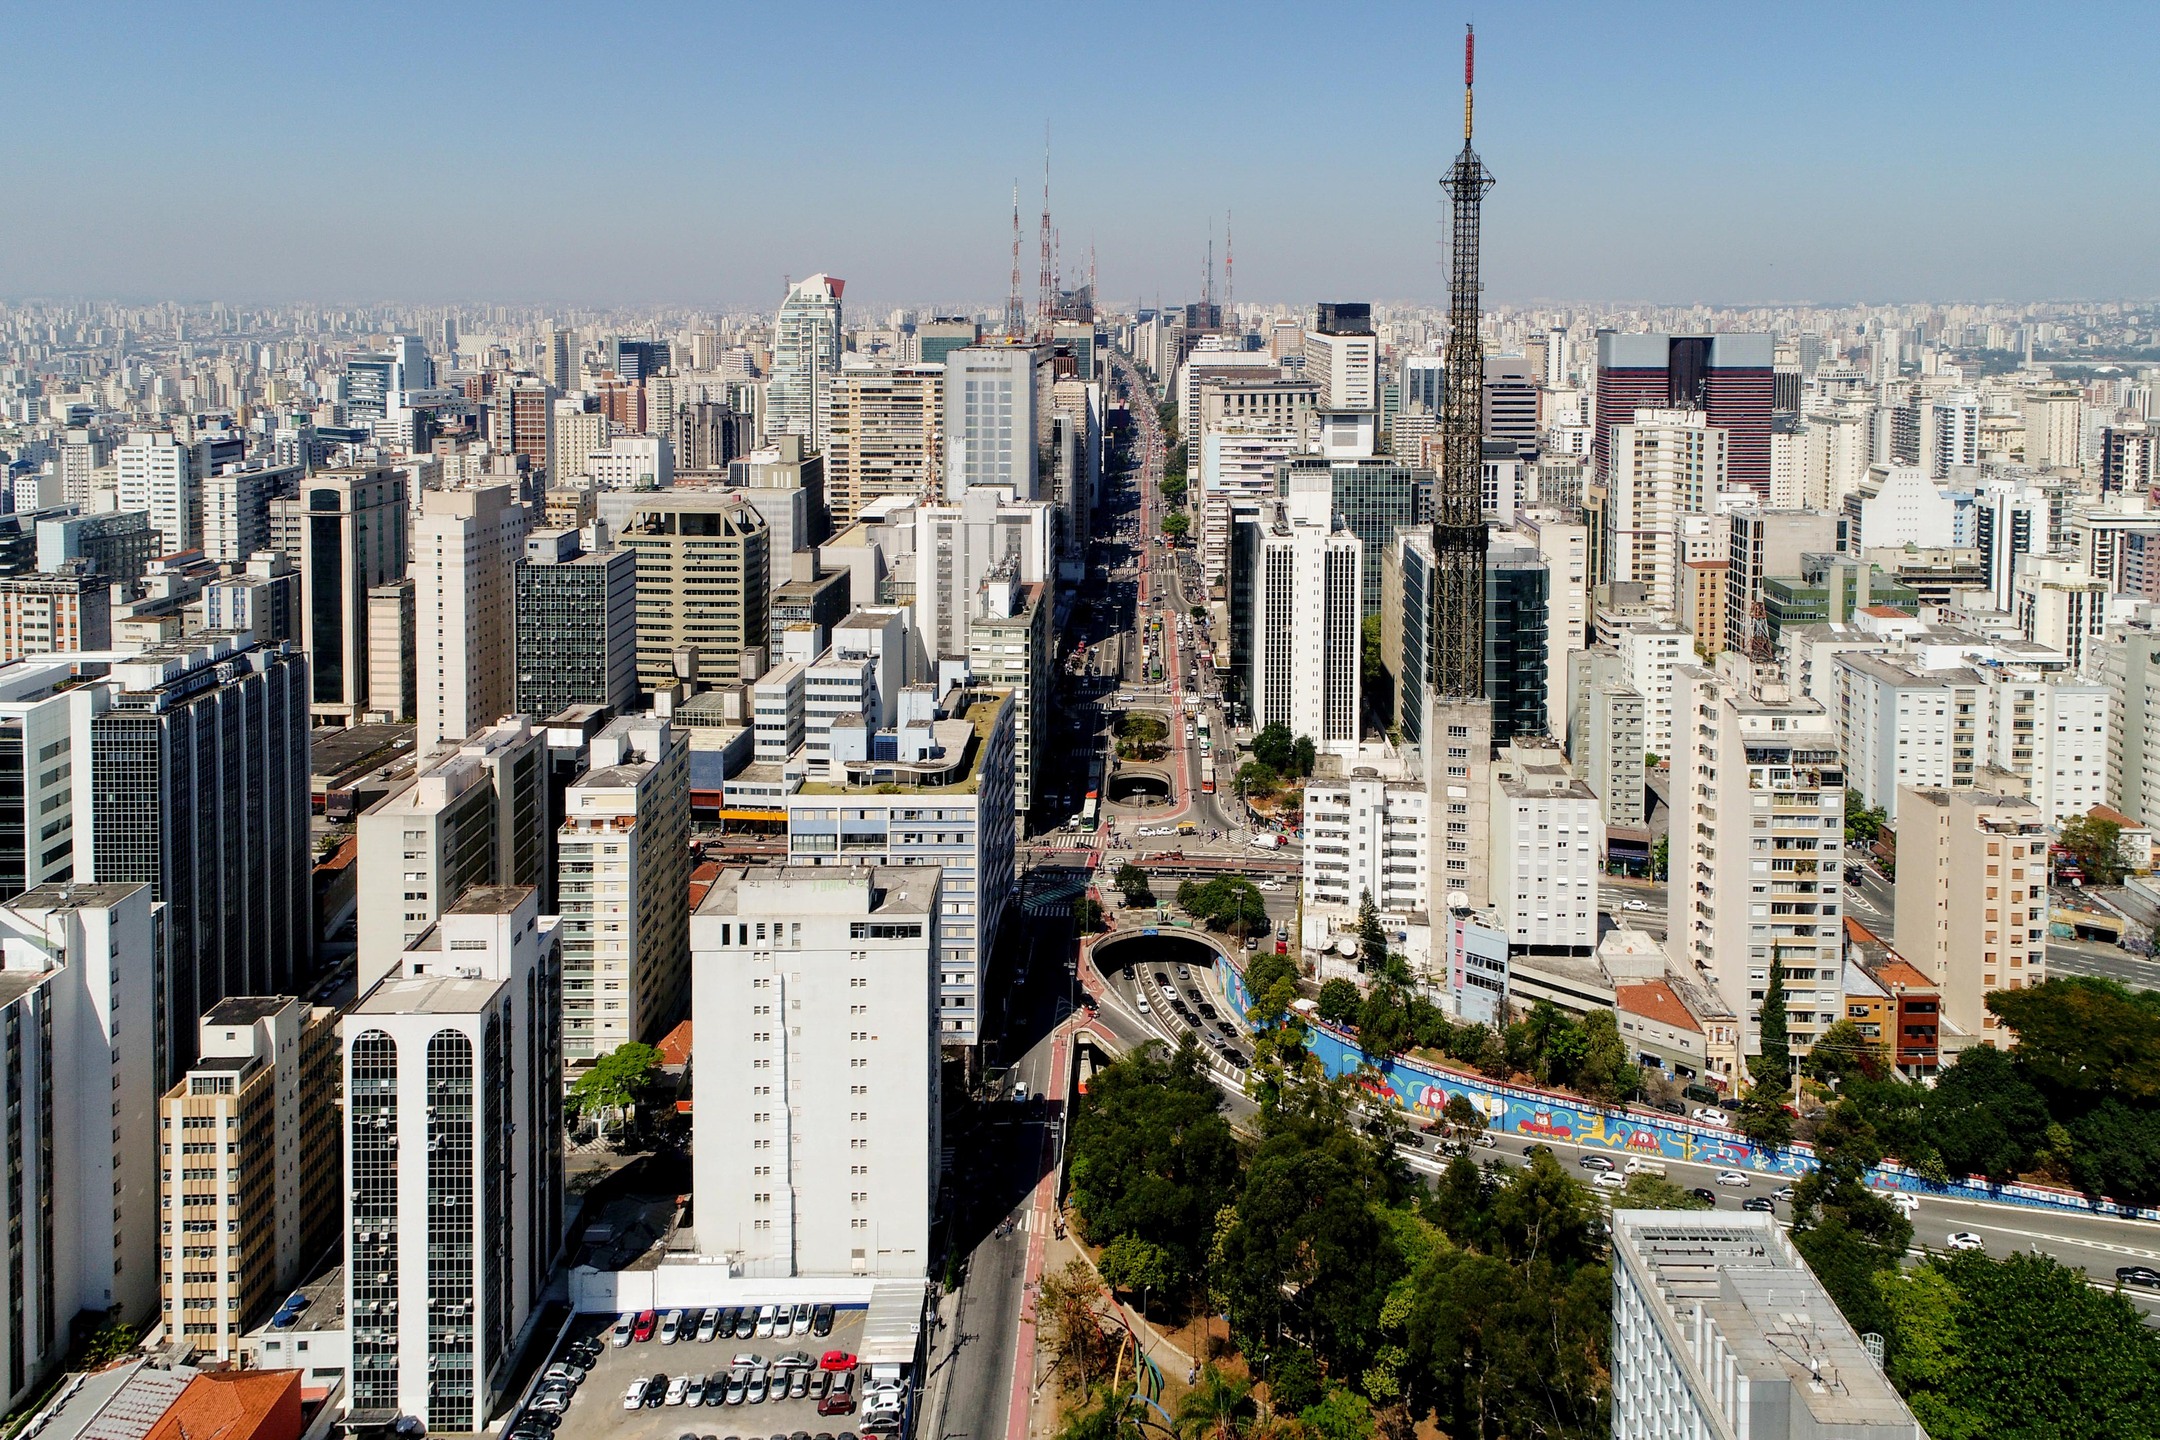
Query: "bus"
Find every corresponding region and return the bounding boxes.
[1199,755,1216,794]
[1197,713,1212,752]
[1080,789,1100,830]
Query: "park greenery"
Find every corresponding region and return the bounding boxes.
[1162,511,1191,543]
[565,1041,660,1135]
[1250,723,1316,780]
[1117,711,1169,761]
[1113,863,1155,908]
[1176,877,1270,938]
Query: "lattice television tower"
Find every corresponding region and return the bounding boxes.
[1036,127,1054,338]
[1224,211,1234,320]
[1006,183,1026,338]
[1432,23,1497,701]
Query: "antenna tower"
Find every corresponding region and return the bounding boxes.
[1006,183,1025,338]
[1224,211,1234,322]
[1037,125,1054,338]
[1433,23,1497,700]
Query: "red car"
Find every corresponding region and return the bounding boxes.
[630,1310,658,1342]
[820,1349,857,1372]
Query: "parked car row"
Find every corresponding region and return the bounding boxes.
[614,1304,837,1348]
[621,1352,861,1413]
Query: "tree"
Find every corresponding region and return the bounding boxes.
[1845,790,1888,847]
[1356,892,1389,972]
[1177,1366,1255,1440]
[1297,1389,1375,1440]
[1441,1093,1486,1140]
[1737,1088,1795,1151]
[1616,1172,1711,1211]
[1357,988,1412,1056]
[1039,1259,1121,1396]
[1263,1348,1323,1416]
[1061,1387,1150,1440]
[1252,723,1296,773]
[1290,735,1317,778]
[1574,1008,1642,1104]
[2059,812,2130,886]
[1316,978,1363,1025]
[78,1311,139,1366]
[1073,896,1105,933]
[1097,1234,1175,1297]
[1176,877,1269,937]
[567,1042,661,1135]
[1751,956,1792,1097]
[1803,1017,1890,1085]
[1113,863,1154,906]
[1924,1044,2051,1182]
[1989,976,2160,1100]
[1649,834,1668,880]
[1237,760,1280,800]
[1789,1097,1910,1337]
[1163,511,1191,543]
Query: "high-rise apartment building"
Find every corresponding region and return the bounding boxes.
[414,483,529,750]
[768,275,845,443]
[1302,306,1378,413]
[912,488,1054,664]
[1594,332,1773,495]
[203,552,301,646]
[1301,765,1430,921]
[366,579,416,722]
[159,997,339,1360]
[513,524,637,719]
[617,494,771,689]
[825,366,943,524]
[1249,496,1361,758]
[117,431,198,555]
[550,402,610,487]
[2022,384,2083,470]
[2014,553,2108,673]
[201,460,298,565]
[0,565,111,659]
[1565,647,1648,834]
[2100,616,2160,825]
[1671,666,1845,1076]
[965,572,1048,814]
[489,376,554,473]
[676,398,749,473]
[690,867,937,1278]
[556,717,690,1064]
[1489,741,1601,956]
[280,465,409,726]
[355,716,551,991]
[344,886,562,1432]
[0,883,164,1412]
[1592,408,1726,612]
[943,345,1043,500]
[1835,653,1986,822]
[1895,786,2048,1047]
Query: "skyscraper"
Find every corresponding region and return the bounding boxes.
[513,524,637,719]
[944,345,1042,500]
[768,274,844,443]
[1250,495,1361,757]
[1594,332,1774,496]
[414,483,529,750]
[617,493,771,689]
[826,365,944,523]
[116,431,197,556]
[286,465,409,726]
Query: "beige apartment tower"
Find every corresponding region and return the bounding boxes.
[1893,786,2048,1046]
[618,493,770,690]
[825,365,944,524]
[414,483,529,749]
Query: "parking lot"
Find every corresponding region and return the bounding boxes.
[529,1305,872,1440]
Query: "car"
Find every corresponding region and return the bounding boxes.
[735,1307,757,1339]
[1257,880,1282,892]
[1690,1188,1718,1205]
[542,1362,587,1388]
[746,1375,768,1404]
[614,1312,639,1347]
[1773,1186,1796,1202]
[1945,1232,1985,1251]
[683,1375,709,1405]
[697,1309,721,1343]
[820,1350,858,1371]
[1692,1108,1731,1128]
[756,1304,779,1337]
[1012,1081,1029,1104]
[626,1380,653,1410]
[810,1372,831,1401]
[725,1374,748,1406]
[528,1392,572,1416]
[1622,899,1649,912]
[2117,1265,2160,1289]
[1591,1171,1627,1190]
[645,1374,669,1408]
[705,1371,730,1406]
[634,1311,660,1342]
[661,1309,686,1344]
[1741,1196,1776,1213]
[1714,1170,1750,1187]
[1624,1157,1667,1176]
[1136,997,1150,1014]
[1472,1132,1497,1148]
[789,1370,811,1400]
[509,1420,559,1439]
[1153,971,1170,986]
[1884,1192,1919,1215]
[775,1351,817,1371]
[569,1340,604,1367]
[1578,1154,1616,1172]
[666,1375,694,1406]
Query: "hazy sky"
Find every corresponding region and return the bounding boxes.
[3,1,2155,311]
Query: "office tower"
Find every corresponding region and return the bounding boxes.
[159,997,339,1361]
[1282,457,1430,620]
[1479,353,1539,456]
[1489,742,1600,956]
[1671,666,1845,1066]
[1594,332,1774,495]
[201,460,296,565]
[2022,384,2083,469]
[1723,509,1839,657]
[513,525,637,719]
[414,483,528,750]
[1610,1212,1924,1440]
[1595,408,1725,613]
[618,494,771,689]
[610,338,666,384]
[489,375,554,473]
[0,565,111,659]
[1048,378,1101,564]
[776,686,1013,1045]
[1198,419,1299,589]
[588,433,672,491]
[0,883,164,1410]
[690,867,937,1277]
[556,717,690,1064]
[1052,318,1096,378]
[1484,533,1550,742]
[965,570,1048,814]
[551,402,610,486]
[548,328,575,392]
[117,431,198,555]
[1895,787,2047,1046]
[204,552,301,646]
[722,436,829,606]
[825,367,944,524]
[771,566,853,647]
[344,886,562,1432]
[1250,496,1361,758]
[1302,305,1378,412]
[769,274,845,442]
[677,398,749,473]
[913,488,1055,663]
[1402,355,1444,412]
[1566,647,1648,833]
[280,466,409,726]
[1301,767,1430,920]
[1975,479,2048,611]
[355,717,550,991]
[944,345,1042,499]
[916,317,980,369]
[367,579,416,722]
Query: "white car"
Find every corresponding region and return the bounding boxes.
[1714,1170,1750,1188]
[1592,1171,1627,1190]
[1885,1192,1920,1215]
[1692,1107,1731,1128]
[1946,1231,1985,1251]
[756,1304,779,1337]
[665,1374,693,1406]
[612,1312,637,1347]
[1622,899,1649,912]
[1257,880,1283,892]
[1624,1157,1667,1176]
[623,1379,650,1410]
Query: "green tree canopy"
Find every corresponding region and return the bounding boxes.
[1176,877,1269,936]
[1252,723,1296,773]
[1803,1017,1891,1086]
[2059,813,2130,885]
[1988,976,2160,1099]
[1316,978,1363,1025]
[1113,862,1154,906]
[567,1042,661,1130]
[1751,955,1792,1097]
[1615,1172,1712,1211]
[1162,511,1191,541]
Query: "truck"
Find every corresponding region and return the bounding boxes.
[1250,833,1285,850]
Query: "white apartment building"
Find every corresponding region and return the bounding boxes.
[1671,667,1846,1068]
[1250,496,1361,759]
[753,661,807,762]
[0,883,164,1413]
[1841,462,1957,551]
[1980,669,2107,823]
[551,403,610,486]
[1522,510,1588,737]
[1302,330,1378,412]
[1302,765,1430,924]
[1616,624,1689,760]
[116,431,196,555]
[201,461,296,564]
[1489,743,1602,956]
[690,868,938,1278]
[1835,652,1984,822]
[414,483,530,750]
[2101,612,2160,825]
[1566,648,1648,833]
[1199,420,1299,590]
[587,433,673,491]
[355,717,552,991]
[344,886,563,1433]
[943,346,1039,500]
[912,488,1053,663]
[556,717,691,1064]
[1611,1212,1922,1440]
[769,274,844,444]
[1604,408,1725,614]
[1895,787,2048,1046]
[2022,384,2083,470]
[1800,404,1873,511]
[2014,553,2109,673]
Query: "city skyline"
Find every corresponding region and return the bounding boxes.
[3,2,2155,307]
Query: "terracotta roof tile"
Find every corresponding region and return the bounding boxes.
[1615,980,1703,1034]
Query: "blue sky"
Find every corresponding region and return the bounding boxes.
[2,1,2154,310]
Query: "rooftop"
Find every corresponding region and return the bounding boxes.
[447,884,533,916]
[202,996,294,1027]
[1615,980,1702,1034]
[695,865,935,919]
[143,1371,300,1440]
[350,968,506,1017]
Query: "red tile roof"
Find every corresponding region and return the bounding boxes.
[2089,803,2144,830]
[1870,957,1937,993]
[146,1371,303,1440]
[1615,980,1703,1034]
[656,1019,693,1069]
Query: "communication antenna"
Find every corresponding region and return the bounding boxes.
[1006,183,1025,338]
[1037,124,1055,338]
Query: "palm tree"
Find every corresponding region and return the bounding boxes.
[1063,1387,1153,1440]
[1175,1366,1255,1440]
